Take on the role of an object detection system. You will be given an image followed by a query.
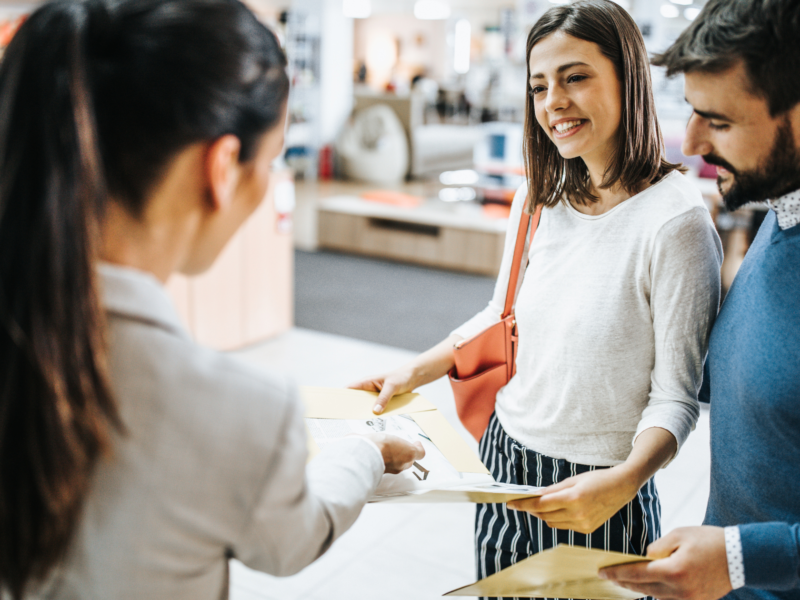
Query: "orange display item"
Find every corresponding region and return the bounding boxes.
[360,190,423,208]
[0,15,27,48]
[482,204,511,219]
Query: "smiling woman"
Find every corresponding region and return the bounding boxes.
[349,1,721,599]
[524,0,683,212]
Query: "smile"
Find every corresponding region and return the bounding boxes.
[552,119,587,138]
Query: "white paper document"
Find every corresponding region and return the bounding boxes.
[306,415,544,502]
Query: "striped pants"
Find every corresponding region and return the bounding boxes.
[475,412,660,600]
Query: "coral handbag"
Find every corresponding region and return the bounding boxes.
[448,204,542,442]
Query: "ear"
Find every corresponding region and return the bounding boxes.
[788,102,800,150]
[204,135,243,211]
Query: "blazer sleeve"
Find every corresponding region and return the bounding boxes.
[233,386,384,576]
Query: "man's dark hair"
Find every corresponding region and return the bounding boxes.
[652,0,800,116]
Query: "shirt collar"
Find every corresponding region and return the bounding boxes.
[767,189,800,230]
[98,263,190,339]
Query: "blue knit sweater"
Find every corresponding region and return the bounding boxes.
[701,209,800,599]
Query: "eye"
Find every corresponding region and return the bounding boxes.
[708,122,730,131]
[567,74,587,84]
[530,85,546,95]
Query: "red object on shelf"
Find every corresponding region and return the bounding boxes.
[360,190,423,208]
[318,144,333,180]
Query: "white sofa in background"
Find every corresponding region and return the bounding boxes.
[336,104,409,184]
[352,91,482,179]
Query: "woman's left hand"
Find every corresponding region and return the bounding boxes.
[507,466,639,534]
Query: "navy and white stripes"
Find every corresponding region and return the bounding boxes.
[475,412,660,600]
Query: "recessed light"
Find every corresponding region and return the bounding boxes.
[660,4,679,18]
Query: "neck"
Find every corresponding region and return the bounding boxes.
[99,146,207,284]
[571,149,646,216]
[100,202,199,284]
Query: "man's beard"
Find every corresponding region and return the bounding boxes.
[702,116,800,211]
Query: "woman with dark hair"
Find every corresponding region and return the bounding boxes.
[353,0,722,591]
[0,0,422,598]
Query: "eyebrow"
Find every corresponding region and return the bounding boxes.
[690,105,732,122]
[529,61,590,81]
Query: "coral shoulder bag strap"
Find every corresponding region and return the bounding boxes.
[447,200,543,442]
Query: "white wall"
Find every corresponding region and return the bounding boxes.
[354,15,447,87]
[319,0,355,143]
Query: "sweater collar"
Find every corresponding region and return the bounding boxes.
[98,263,190,339]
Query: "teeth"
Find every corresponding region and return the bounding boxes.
[554,120,583,133]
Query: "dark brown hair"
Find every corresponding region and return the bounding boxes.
[652,0,800,117]
[0,0,288,597]
[524,0,683,211]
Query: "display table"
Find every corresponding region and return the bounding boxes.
[317,196,507,276]
[166,169,294,350]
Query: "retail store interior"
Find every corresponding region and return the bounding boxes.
[0,0,750,598]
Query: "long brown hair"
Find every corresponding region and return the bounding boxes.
[524,0,684,212]
[0,0,288,597]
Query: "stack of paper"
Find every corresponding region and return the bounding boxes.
[301,387,543,503]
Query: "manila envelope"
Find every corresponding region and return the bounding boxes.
[445,544,651,599]
[300,387,543,503]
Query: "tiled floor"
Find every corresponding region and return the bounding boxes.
[229,328,711,600]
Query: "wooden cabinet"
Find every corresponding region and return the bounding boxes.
[166,169,294,350]
[318,196,507,276]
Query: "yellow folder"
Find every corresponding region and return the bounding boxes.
[300,387,544,503]
[445,544,651,599]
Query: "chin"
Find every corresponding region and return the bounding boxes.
[555,145,582,160]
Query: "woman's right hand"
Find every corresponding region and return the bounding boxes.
[348,334,464,415]
[349,368,418,415]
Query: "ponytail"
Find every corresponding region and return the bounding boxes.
[0,0,289,595]
[0,3,122,597]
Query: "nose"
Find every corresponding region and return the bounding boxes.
[545,83,568,114]
[682,112,714,157]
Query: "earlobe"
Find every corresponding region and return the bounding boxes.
[205,135,242,211]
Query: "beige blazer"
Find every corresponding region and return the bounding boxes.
[34,265,383,599]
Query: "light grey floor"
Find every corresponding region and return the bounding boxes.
[229,328,711,600]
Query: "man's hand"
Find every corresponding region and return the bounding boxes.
[362,433,425,474]
[599,526,733,600]
[507,466,638,534]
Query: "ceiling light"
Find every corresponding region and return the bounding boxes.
[414,0,451,20]
[670,0,693,5]
[660,4,679,17]
[343,0,371,18]
[684,7,701,19]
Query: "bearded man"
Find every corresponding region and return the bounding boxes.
[601,1,800,600]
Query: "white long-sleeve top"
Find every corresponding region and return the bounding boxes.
[453,172,722,466]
